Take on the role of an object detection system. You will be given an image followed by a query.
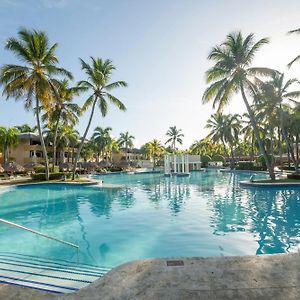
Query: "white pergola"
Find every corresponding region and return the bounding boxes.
[164,154,201,176]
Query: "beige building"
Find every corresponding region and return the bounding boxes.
[8,133,76,166]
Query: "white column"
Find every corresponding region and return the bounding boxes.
[173,155,177,173]
[185,155,189,173]
[181,155,184,173]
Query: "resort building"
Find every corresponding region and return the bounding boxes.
[7,133,77,166]
[110,147,152,167]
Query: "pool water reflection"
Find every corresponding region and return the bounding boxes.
[0,170,299,268]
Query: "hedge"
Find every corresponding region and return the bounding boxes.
[287,173,300,180]
[31,172,72,181]
[211,154,225,162]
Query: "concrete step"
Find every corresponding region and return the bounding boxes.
[0,252,110,294]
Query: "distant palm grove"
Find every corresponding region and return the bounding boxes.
[0,28,300,180]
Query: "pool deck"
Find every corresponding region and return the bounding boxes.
[0,253,299,300]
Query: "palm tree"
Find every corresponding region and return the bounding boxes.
[106,138,120,162]
[165,126,184,151]
[118,132,135,161]
[255,72,300,172]
[205,112,229,157]
[91,126,112,162]
[202,31,276,179]
[206,113,241,168]
[72,58,127,179]
[0,127,19,163]
[288,28,300,67]
[43,79,82,170]
[148,139,164,169]
[15,124,38,133]
[189,138,223,157]
[0,28,72,180]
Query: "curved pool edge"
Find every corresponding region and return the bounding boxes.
[1,253,299,300]
[240,180,300,188]
[1,180,100,188]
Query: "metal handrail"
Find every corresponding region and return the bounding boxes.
[0,218,79,263]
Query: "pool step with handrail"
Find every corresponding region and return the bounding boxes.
[0,252,110,294]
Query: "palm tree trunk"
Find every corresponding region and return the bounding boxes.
[296,134,299,164]
[72,98,97,180]
[36,97,50,181]
[4,146,8,163]
[52,110,61,172]
[230,146,235,169]
[251,132,255,161]
[240,84,275,180]
[278,128,283,166]
[72,147,75,164]
[279,104,298,172]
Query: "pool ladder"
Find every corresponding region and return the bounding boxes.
[0,218,79,263]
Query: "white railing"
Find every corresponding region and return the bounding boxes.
[0,218,79,263]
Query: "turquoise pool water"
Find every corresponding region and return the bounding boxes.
[0,170,299,268]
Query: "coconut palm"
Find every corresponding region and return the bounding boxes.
[205,112,229,157]
[202,31,276,179]
[42,79,82,170]
[91,126,112,162]
[106,138,120,162]
[148,139,164,169]
[288,28,300,68]
[72,58,127,179]
[189,138,223,157]
[0,28,72,180]
[255,72,300,171]
[206,113,241,168]
[165,126,184,151]
[118,132,135,161]
[0,126,20,163]
[15,124,38,133]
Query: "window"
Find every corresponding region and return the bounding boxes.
[36,151,43,158]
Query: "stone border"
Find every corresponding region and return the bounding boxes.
[219,169,268,174]
[240,180,300,187]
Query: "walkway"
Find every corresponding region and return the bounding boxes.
[0,253,299,299]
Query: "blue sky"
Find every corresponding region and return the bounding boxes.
[0,0,300,148]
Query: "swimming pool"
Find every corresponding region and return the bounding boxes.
[0,170,299,268]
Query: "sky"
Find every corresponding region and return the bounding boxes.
[0,0,300,149]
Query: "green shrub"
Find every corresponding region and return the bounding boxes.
[33,166,46,173]
[31,172,72,181]
[108,167,123,172]
[53,166,60,173]
[257,155,272,167]
[201,155,211,167]
[211,154,225,162]
[236,161,254,170]
[287,173,300,180]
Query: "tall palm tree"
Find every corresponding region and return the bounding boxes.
[255,72,300,172]
[205,112,229,157]
[72,58,127,179]
[43,79,82,170]
[165,126,184,151]
[202,31,276,179]
[118,132,135,161]
[15,124,38,133]
[91,126,112,162]
[0,28,72,180]
[288,28,300,68]
[0,127,19,163]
